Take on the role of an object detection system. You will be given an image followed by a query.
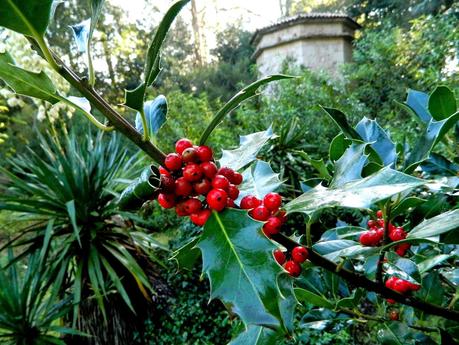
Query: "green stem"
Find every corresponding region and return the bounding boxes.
[87,43,95,87]
[306,219,312,248]
[35,36,60,72]
[139,109,150,141]
[376,202,392,285]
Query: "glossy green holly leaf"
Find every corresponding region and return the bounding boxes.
[391,197,425,218]
[294,288,334,308]
[320,226,367,241]
[321,107,361,139]
[236,160,282,205]
[417,271,444,305]
[0,0,54,37]
[403,89,431,123]
[421,153,459,176]
[124,0,189,112]
[200,75,293,145]
[219,127,275,171]
[355,117,397,167]
[329,133,351,161]
[407,209,459,239]
[295,151,331,180]
[336,288,364,308]
[313,240,377,262]
[418,254,453,274]
[197,209,294,331]
[385,253,421,283]
[285,167,425,215]
[135,95,168,137]
[377,322,420,345]
[428,86,457,121]
[0,53,60,104]
[330,143,368,187]
[170,237,200,271]
[404,111,459,173]
[229,326,283,345]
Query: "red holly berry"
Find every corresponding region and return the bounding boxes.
[212,175,230,191]
[160,174,175,193]
[367,219,377,228]
[182,147,199,163]
[175,138,193,155]
[376,210,383,218]
[231,172,243,185]
[193,178,211,195]
[291,246,308,263]
[377,219,385,227]
[385,277,398,290]
[389,227,406,242]
[175,201,189,216]
[273,249,286,265]
[183,163,203,182]
[217,167,235,181]
[159,166,170,176]
[157,193,176,209]
[263,193,282,212]
[240,195,261,210]
[389,310,399,321]
[200,161,218,179]
[263,216,282,236]
[393,278,411,294]
[284,260,301,277]
[387,299,396,304]
[190,209,212,226]
[183,198,202,214]
[196,145,213,162]
[360,231,379,246]
[227,184,239,200]
[206,189,228,211]
[395,243,410,256]
[250,205,270,221]
[226,198,236,208]
[165,153,182,171]
[175,177,192,196]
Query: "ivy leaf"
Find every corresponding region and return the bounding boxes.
[404,111,459,173]
[403,89,431,124]
[330,143,368,187]
[229,326,283,345]
[355,117,397,167]
[285,167,425,215]
[135,95,168,137]
[313,240,377,262]
[0,52,60,104]
[219,127,275,171]
[197,209,294,331]
[170,238,200,271]
[407,209,459,239]
[428,86,457,121]
[70,19,90,53]
[236,161,282,205]
[0,0,54,37]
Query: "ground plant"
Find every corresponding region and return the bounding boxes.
[0,1,458,344]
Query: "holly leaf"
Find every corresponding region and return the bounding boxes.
[407,209,459,239]
[294,288,334,308]
[229,326,283,345]
[355,117,397,167]
[236,160,282,205]
[285,167,425,215]
[403,89,431,123]
[0,52,60,104]
[170,238,200,271]
[0,0,54,37]
[330,143,368,187]
[135,95,168,137]
[418,254,453,274]
[417,271,444,305]
[197,209,294,331]
[70,19,90,52]
[219,127,275,171]
[329,133,351,161]
[428,86,457,121]
[313,240,377,262]
[404,111,459,173]
[421,153,459,176]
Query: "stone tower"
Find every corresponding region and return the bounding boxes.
[251,13,361,77]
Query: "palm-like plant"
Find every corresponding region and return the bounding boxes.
[0,249,82,345]
[0,130,166,343]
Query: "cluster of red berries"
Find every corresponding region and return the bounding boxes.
[359,210,411,256]
[273,246,309,277]
[157,138,243,226]
[385,276,421,304]
[239,193,287,237]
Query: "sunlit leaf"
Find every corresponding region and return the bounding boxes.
[407,209,459,239]
[403,89,431,123]
[70,19,90,52]
[313,240,377,262]
[135,95,168,137]
[229,326,283,345]
[330,143,368,187]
